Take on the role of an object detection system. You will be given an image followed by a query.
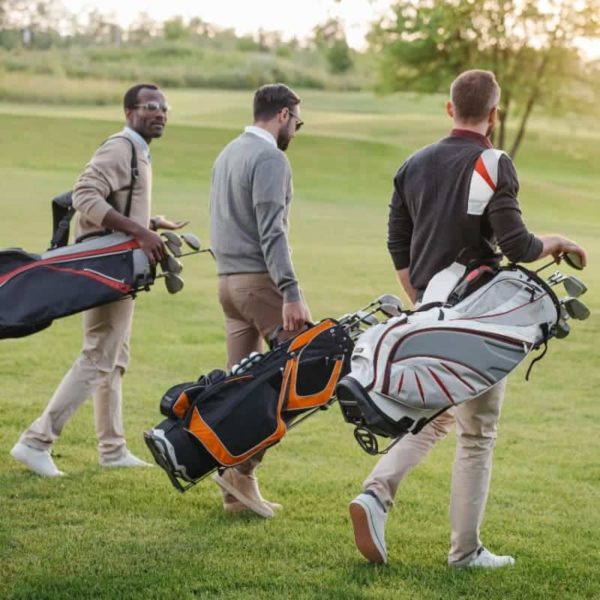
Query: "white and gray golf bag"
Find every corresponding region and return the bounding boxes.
[336,263,564,453]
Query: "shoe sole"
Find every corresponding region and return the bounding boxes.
[349,501,386,564]
[212,472,274,518]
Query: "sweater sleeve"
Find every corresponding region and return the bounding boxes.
[252,155,300,302]
[387,165,413,270]
[72,138,132,227]
[486,156,543,263]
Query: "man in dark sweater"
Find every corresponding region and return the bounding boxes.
[209,84,310,518]
[349,70,586,567]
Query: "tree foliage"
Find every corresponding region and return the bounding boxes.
[369,0,600,157]
[312,17,354,74]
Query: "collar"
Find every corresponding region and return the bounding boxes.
[450,128,493,149]
[122,126,151,160]
[244,125,277,147]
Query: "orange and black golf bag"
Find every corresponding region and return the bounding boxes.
[144,319,354,492]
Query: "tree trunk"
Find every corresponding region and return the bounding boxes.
[498,94,510,150]
[509,53,550,159]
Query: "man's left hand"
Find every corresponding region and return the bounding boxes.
[150,215,190,231]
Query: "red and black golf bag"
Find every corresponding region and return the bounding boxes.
[144,319,354,492]
[0,233,154,339]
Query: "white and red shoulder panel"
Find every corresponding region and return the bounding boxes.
[467,149,506,216]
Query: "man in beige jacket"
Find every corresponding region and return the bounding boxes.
[11,83,185,477]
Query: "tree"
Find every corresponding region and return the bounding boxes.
[368,0,600,158]
[128,12,159,45]
[163,16,189,41]
[312,17,354,74]
[0,0,65,48]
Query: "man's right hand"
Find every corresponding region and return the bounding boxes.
[282,300,310,332]
[136,228,165,264]
[101,208,165,265]
[538,235,587,268]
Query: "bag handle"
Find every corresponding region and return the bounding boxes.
[267,321,314,350]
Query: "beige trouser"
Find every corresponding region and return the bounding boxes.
[20,298,134,461]
[363,379,506,566]
[218,272,285,476]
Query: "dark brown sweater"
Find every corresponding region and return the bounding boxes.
[387,130,542,293]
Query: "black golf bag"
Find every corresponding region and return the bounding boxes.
[0,233,153,339]
[144,319,354,492]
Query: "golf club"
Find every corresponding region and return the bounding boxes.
[555,317,571,339]
[160,254,183,275]
[180,233,201,251]
[562,297,590,321]
[563,251,584,271]
[563,276,587,298]
[356,310,380,326]
[161,232,183,257]
[536,251,585,274]
[157,272,185,294]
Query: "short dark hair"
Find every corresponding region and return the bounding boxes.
[253,83,300,121]
[123,83,159,109]
[450,70,500,123]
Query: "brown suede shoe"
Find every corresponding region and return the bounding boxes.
[212,469,276,518]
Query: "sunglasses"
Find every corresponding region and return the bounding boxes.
[133,101,170,113]
[288,112,304,131]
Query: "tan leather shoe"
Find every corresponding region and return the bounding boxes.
[223,498,283,514]
[212,469,277,518]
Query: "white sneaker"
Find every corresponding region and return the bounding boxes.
[100,451,153,468]
[349,492,388,564]
[10,442,65,477]
[212,469,275,518]
[465,547,515,568]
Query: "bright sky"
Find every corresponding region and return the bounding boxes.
[61,0,392,49]
[60,0,600,57]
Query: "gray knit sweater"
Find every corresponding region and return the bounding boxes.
[209,131,300,302]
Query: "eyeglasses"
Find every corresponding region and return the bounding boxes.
[288,112,304,131]
[133,101,170,113]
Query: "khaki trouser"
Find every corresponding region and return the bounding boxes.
[218,272,284,475]
[20,298,134,461]
[363,379,506,566]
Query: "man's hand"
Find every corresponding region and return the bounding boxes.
[136,228,165,264]
[538,235,587,268]
[282,300,310,332]
[396,268,417,306]
[150,215,190,231]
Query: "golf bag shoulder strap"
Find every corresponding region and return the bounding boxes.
[104,135,139,219]
[49,136,139,250]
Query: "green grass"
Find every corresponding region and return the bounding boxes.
[0,88,599,599]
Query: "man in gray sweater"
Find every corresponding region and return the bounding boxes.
[209,83,310,518]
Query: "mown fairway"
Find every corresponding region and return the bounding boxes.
[0,87,598,600]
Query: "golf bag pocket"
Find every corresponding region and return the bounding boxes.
[186,375,286,467]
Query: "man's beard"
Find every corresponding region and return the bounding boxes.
[277,130,291,151]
